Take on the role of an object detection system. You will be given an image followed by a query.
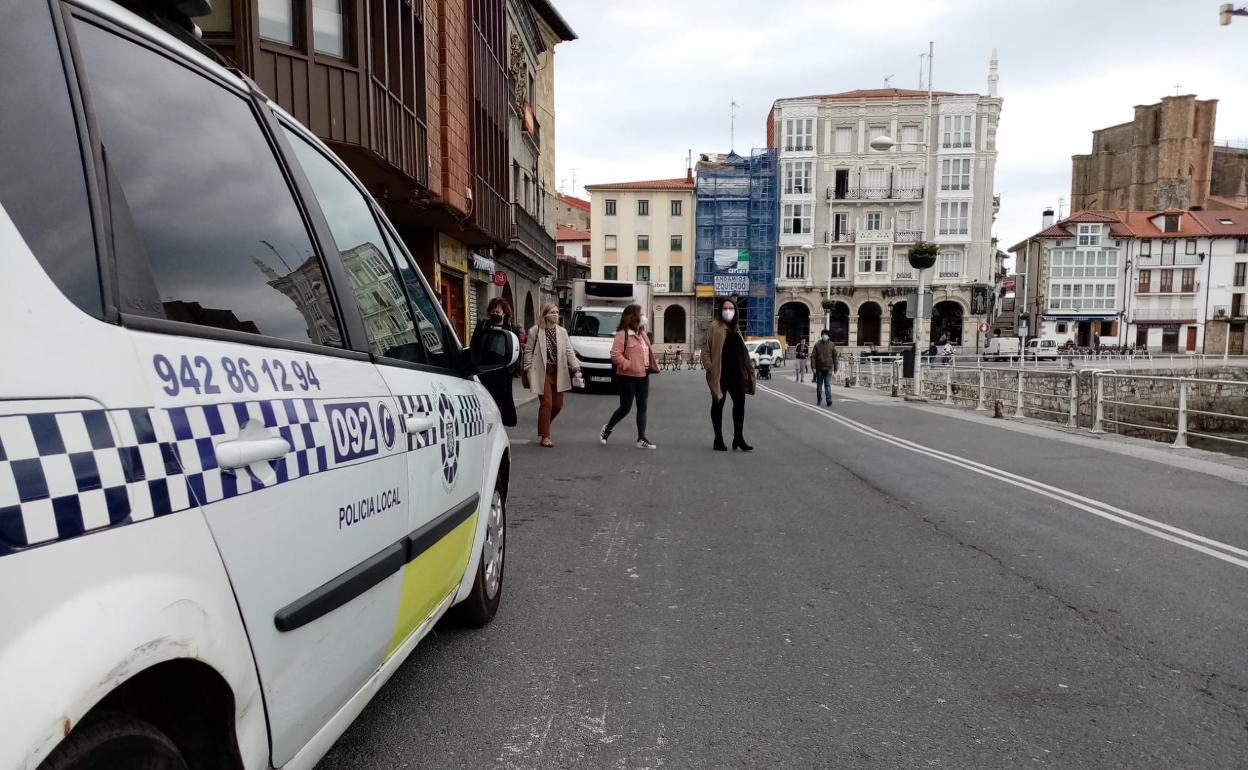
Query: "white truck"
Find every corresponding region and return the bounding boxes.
[983,336,1022,361]
[568,279,653,386]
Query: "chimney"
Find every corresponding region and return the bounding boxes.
[1041,208,1055,228]
[686,149,694,184]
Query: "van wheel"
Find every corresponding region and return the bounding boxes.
[452,482,506,627]
[39,713,188,770]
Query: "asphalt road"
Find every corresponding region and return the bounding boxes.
[318,370,1248,769]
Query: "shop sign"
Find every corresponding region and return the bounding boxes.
[438,234,468,273]
[492,270,508,287]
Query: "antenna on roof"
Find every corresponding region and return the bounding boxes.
[730,98,739,152]
[883,74,894,88]
[919,52,927,89]
[570,168,581,196]
[1058,196,1066,219]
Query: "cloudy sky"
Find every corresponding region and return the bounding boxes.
[550,0,1248,258]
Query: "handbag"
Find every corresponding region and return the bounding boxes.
[645,337,660,374]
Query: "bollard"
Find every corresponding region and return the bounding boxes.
[1067,371,1078,428]
[1092,374,1105,433]
[993,399,1004,418]
[1014,370,1025,418]
[1173,378,1189,448]
[944,367,954,405]
[975,368,987,411]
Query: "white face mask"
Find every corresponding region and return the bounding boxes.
[639,316,649,330]
[820,335,828,342]
[722,309,735,322]
[545,313,559,323]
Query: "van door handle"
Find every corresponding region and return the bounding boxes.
[404,413,438,434]
[216,437,292,469]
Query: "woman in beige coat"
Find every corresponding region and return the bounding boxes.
[700,297,755,451]
[525,303,582,447]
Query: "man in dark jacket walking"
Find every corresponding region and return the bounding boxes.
[811,330,839,406]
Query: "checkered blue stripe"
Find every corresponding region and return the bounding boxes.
[0,391,479,555]
[164,398,327,508]
[456,395,486,438]
[0,407,188,552]
[398,394,437,450]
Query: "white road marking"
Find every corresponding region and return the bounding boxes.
[760,383,1248,571]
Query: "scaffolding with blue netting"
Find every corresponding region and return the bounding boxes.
[694,149,778,336]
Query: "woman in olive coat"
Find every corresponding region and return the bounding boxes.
[699,297,755,451]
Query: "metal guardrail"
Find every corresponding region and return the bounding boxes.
[838,355,1248,454]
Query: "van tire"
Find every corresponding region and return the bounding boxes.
[39,713,188,770]
[451,480,506,627]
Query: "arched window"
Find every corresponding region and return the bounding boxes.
[663,305,686,344]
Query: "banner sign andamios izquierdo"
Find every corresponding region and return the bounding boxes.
[712,248,749,296]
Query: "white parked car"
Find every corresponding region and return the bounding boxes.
[1025,338,1061,361]
[747,339,785,368]
[0,3,518,768]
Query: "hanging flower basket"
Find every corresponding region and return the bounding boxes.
[908,241,939,270]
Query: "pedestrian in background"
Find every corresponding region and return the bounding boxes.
[700,297,755,452]
[600,304,659,449]
[812,330,839,407]
[794,336,810,383]
[475,297,520,427]
[525,303,582,448]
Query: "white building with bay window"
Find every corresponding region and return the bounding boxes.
[768,53,1002,348]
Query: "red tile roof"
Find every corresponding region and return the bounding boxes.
[557,193,590,211]
[556,224,590,241]
[1189,210,1248,235]
[775,88,966,103]
[1061,211,1120,223]
[1117,211,1209,236]
[1036,225,1074,238]
[584,177,695,191]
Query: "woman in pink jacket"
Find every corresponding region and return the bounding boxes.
[599,304,658,449]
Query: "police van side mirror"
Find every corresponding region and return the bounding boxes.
[466,327,518,375]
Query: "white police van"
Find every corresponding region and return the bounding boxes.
[0,1,518,768]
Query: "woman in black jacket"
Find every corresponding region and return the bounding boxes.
[475,297,519,427]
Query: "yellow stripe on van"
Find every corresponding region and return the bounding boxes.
[387,511,478,656]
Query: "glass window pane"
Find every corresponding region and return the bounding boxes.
[0,3,99,315]
[74,20,339,346]
[193,2,233,33]
[283,127,450,366]
[259,0,295,45]
[313,0,345,57]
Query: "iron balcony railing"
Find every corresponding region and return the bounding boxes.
[894,229,924,243]
[510,203,556,276]
[823,230,856,244]
[827,187,924,201]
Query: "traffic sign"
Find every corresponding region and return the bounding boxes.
[492,270,507,287]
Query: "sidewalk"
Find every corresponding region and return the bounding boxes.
[512,374,537,409]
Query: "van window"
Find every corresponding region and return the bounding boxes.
[282,127,451,368]
[72,19,341,347]
[0,4,99,315]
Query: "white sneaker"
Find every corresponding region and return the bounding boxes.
[636,439,657,450]
[599,425,610,445]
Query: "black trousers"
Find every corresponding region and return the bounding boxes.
[607,375,649,439]
[711,385,746,441]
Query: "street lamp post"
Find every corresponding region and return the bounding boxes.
[868,40,935,393]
